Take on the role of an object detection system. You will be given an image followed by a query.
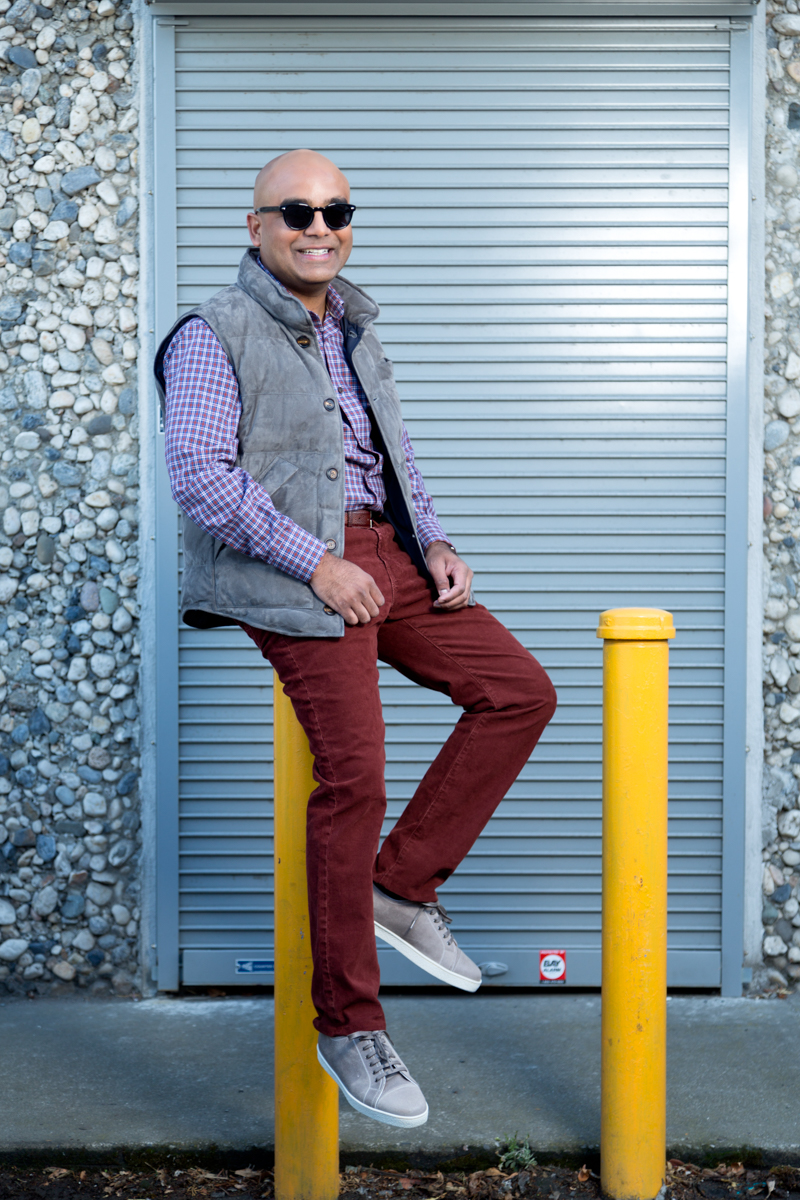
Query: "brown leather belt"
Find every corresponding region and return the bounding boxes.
[344,509,385,527]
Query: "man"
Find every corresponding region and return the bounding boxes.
[155,149,556,1129]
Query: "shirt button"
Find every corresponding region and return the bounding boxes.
[296,335,311,347]
[323,399,335,411]
[337,387,344,394]
[323,605,335,615]
[326,467,339,480]
[325,539,336,551]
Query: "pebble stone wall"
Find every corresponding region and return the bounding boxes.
[0,0,141,997]
[0,2,796,999]
[761,1,800,991]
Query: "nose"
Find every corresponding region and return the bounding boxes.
[306,209,329,236]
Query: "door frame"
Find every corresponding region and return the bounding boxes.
[138,9,764,995]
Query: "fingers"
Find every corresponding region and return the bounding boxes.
[342,605,369,626]
[322,567,385,624]
[428,552,459,608]
[338,596,380,625]
[345,584,383,625]
[333,598,376,625]
[428,560,451,594]
[426,544,474,611]
[433,561,473,610]
[344,576,383,624]
[310,553,386,624]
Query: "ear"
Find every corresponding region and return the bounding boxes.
[246,211,261,247]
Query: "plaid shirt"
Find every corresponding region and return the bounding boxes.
[163,267,448,583]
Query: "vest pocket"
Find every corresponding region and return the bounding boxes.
[212,453,320,612]
[253,452,320,538]
[256,454,298,495]
[213,551,315,611]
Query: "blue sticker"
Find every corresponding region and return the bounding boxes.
[235,958,274,974]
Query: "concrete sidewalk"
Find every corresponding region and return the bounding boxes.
[0,991,798,1163]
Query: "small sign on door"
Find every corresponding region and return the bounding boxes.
[539,949,566,984]
[236,959,274,975]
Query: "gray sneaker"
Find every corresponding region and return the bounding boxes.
[317,1030,428,1128]
[373,885,482,992]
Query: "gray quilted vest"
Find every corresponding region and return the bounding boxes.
[154,248,426,638]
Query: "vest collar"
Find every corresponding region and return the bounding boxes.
[236,248,380,333]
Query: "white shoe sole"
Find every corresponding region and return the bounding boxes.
[374,920,482,993]
[316,1045,429,1128]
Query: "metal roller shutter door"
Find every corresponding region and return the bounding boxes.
[153,15,750,991]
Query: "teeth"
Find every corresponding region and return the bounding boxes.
[302,249,330,256]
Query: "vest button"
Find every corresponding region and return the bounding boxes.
[325,539,336,551]
[326,467,339,481]
[323,399,335,411]
[296,335,311,347]
[323,605,335,615]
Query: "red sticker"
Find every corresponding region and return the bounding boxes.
[539,949,566,983]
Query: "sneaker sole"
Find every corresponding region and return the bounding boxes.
[316,1046,429,1128]
[374,920,482,993]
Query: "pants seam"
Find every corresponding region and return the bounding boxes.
[280,641,339,1025]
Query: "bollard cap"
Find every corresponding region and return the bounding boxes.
[596,607,676,641]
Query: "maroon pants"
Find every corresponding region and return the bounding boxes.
[242,521,556,1036]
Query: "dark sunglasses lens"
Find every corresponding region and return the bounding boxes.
[323,204,353,230]
[282,204,314,230]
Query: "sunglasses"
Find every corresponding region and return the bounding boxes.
[255,202,356,231]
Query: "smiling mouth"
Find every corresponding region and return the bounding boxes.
[298,248,334,257]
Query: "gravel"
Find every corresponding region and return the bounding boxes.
[759,5,800,990]
[0,0,140,999]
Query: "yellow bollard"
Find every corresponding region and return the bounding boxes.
[596,608,675,1200]
[273,676,339,1200]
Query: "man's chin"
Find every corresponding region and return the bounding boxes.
[288,267,340,290]
[260,255,342,298]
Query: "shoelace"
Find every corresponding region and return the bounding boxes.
[353,1031,406,1081]
[410,901,455,947]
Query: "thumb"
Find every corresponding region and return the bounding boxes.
[429,562,451,593]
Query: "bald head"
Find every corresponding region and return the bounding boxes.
[253,149,349,210]
[246,148,354,318]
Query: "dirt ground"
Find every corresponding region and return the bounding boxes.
[0,1159,798,1200]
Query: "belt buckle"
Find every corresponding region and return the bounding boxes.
[369,513,374,529]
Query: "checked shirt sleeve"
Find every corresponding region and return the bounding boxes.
[162,318,326,583]
[400,424,450,552]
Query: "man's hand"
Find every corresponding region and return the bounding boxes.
[310,552,385,626]
[426,542,473,611]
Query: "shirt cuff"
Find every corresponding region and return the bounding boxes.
[268,522,328,583]
[415,518,451,553]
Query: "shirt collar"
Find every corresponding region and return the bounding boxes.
[255,255,343,324]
